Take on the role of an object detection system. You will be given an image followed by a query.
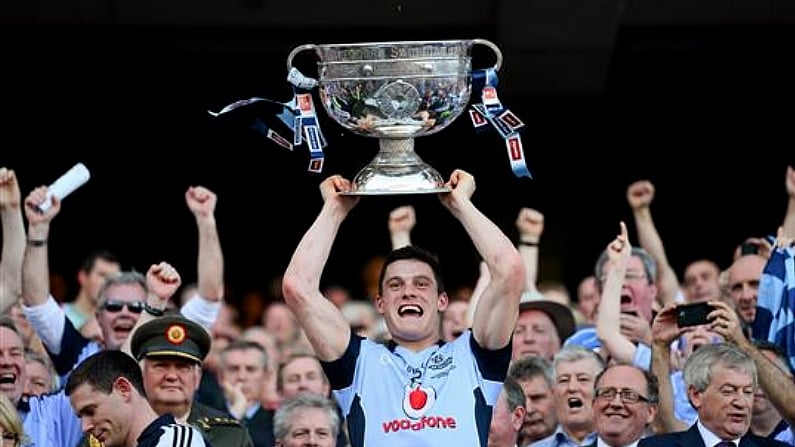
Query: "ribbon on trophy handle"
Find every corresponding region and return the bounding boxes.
[468,68,532,179]
[287,67,328,173]
[208,97,297,152]
[207,67,329,174]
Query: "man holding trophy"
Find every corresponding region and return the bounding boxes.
[223,39,529,445]
[281,169,525,446]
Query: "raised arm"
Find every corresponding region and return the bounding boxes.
[627,181,679,307]
[515,208,544,295]
[439,170,524,350]
[0,168,25,315]
[595,222,639,363]
[121,262,182,356]
[781,166,795,239]
[282,175,360,361]
[185,186,224,303]
[388,205,416,250]
[21,186,61,308]
[649,303,688,433]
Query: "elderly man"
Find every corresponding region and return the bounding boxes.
[639,343,788,447]
[274,394,340,447]
[131,315,253,447]
[532,345,605,447]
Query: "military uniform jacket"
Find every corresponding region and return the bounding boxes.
[188,402,254,447]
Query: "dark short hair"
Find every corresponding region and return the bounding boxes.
[80,249,120,273]
[220,340,268,370]
[65,350,147,397]
[378,245,445,295]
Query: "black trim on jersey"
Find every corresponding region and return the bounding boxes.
[320,331,361,390]
[48,317,90,375]
[473,387,491,447]
[346,394,365,447]
[469,333,512,381]
[385,338,445,353]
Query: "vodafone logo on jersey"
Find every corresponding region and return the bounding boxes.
[402,384,436,419]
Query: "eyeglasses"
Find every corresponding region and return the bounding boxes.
[595,386,655,404]
[101,300,145,314]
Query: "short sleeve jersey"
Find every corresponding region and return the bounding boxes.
[321,330,510,447]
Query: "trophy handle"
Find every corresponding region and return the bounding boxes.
[286,44,319,72]
[472,39,503,72]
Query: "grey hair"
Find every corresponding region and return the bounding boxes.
[274,394,340,441]
[552,345,606,378]
[508,355,554,387]
[97,271,147,308]
[503,376,526,412]
[683,343,757,392]
[24,350,59,392]
[594,247,657,285]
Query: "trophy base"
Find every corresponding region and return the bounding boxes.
[341,163,451,196]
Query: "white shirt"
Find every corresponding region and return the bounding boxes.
[696,419,739,447]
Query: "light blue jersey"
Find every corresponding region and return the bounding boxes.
[322,330,510,447]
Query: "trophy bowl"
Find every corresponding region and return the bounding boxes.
[287,39,502,195]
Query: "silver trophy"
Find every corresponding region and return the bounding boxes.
[287,39,503,195]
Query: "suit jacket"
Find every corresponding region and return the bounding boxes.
[241,406,276,447]
[638,424,790,447]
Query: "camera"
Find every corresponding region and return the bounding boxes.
[676,302,716,327]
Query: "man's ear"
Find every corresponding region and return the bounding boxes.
[374,295,385,314]
[113,376,134,400]
[687,384,702,410]
[437,292,449,312]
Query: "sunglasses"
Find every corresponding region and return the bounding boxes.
[102,300,145,314]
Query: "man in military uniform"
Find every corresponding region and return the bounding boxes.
[131,315,254,447]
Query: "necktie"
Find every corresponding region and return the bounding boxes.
[714,441,735,447]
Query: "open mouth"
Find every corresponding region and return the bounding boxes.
[0,373,16,385]
[620,295,632,305]
[398,304,423,317]
[568,397,583,409]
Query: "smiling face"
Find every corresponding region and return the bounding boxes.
[97,282,147,350]
[592,365,657,446]
[375,259,448,350]
[69,382,130,447]
[0,326,25,405]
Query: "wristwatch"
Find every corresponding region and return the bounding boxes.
[144,303,165,317]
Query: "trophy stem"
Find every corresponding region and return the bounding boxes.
[345,138,450,195]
